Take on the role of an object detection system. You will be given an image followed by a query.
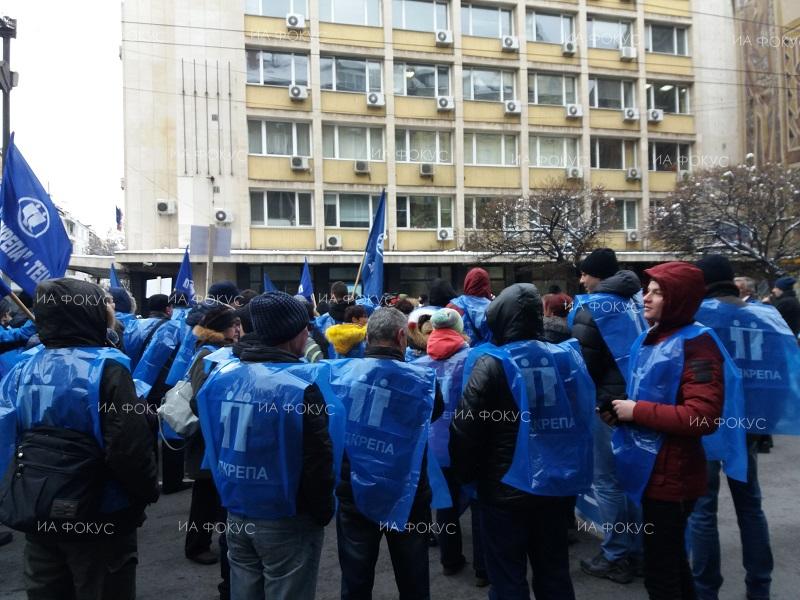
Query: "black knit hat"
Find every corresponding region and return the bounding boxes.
[200,305,239,332]
[147,294,169,314]
[696,255,734,285]
[249,291,308,346]
[580,248,619,279]
[207,281,240,305]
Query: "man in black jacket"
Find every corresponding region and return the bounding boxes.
[571,248,643,583]
[771,276,800,336]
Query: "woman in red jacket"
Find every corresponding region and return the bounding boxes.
[611,262,724,600]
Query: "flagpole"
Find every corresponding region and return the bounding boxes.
[8,290,34,322]
[353,188,385,298]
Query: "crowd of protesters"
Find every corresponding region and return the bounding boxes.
[0,253,798,600]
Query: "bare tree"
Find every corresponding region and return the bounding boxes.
[86,231,120,256]
[650,158,800,277]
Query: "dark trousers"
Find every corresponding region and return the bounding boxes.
[23,531,138,600]
[435,469,486,575]
[185,478,225,557]
[160,440,185,492]
[479,498,575,600]
[642,498,697,600]
[337,506,430,600]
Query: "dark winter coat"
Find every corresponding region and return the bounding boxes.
[542,316,571,343]
[773,289,800,336]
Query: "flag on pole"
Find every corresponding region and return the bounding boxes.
[115,206,123,231]
[174,246,195,303]
[298,258,313,301]
[109,263,122,288]
[361,190,386,300]
[0,278,13,300]
[0,133,72,295]
[263,272,277,292]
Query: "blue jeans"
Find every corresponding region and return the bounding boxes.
[687,438,772,600]
[592,418,643,561]
[226,514,324,600]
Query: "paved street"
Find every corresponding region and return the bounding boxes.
[2,436,799,599]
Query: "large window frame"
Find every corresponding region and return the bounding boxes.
[587,17,633,49]
[612,199,639,231]
[646,23,689,56]
[461,3,513,37]
[392,0,448,31]
[396,195,453,229]
[324,193,383,229]
[250,190,313,227]
[245,0,307,17]
[246,50,309,86]
[464,132,518,166]
[646,81,691,114]
[393,62,450,97]
[525,10,574,44]
[528,72,577,105]
[528,136,579,168]
[464,196,495,229]
[463,67,516,102]
[395,129,452,163]
[247,120,311,157]
[322,124,385,161]
[319,0,382,26]
[320,56,383,93]
[648,142,691,172]
[588,77,636,109]
[590,138,638,170]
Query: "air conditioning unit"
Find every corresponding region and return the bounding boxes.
[214,209,234,224]
[626,167,642,181]
[419,163,435,177]
[626,230,640,242]
[366,91,385,107]
[285,13,306,30]
[565,103,583,119]
[326,234,342,249]
[290,155,310,171]
[504,100,522,115]
[288,85,308,100]
[623,107,640,121]
[648,109,664,123]
[677,169,691,182]
[501,35,520,52]
[562,40,577,56]
[436,95,455,111]
[354,160,371,174]
[435,29,453,47]
[437,227,454,241]
[156,199,176,215]
[620,46,638,61]
[565,166,583,180]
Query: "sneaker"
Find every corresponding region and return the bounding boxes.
[580,552,634,584]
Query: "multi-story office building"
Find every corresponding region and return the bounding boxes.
[120,0,741,296]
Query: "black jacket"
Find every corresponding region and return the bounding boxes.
[450,283,563,510]
[773,290,800,336]
[232,336,335,526]
[571,270,642,407]
[33,279,159,535]
[335,345,444,524]
[542,316,571,343]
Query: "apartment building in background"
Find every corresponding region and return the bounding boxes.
[120,0,742,296]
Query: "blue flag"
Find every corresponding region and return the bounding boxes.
[263,272,277,292]
[298,258,313,301]
[361,190,385,300]
[0,134,72,294]
[109,263,122,288]
[0,278,12,300]
[174,247,195,302]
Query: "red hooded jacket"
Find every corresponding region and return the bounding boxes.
[631,262,724,502]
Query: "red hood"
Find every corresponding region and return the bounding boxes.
[464,267,493,299]
[427,328,468,360]
[643,262,705,330]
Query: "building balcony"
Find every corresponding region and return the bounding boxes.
[649,113,695,134]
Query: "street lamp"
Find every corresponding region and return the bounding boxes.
[1,16,18,162]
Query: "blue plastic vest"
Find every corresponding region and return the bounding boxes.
[165,327,199,386]
[332,341,366,360]
[695,299,800,434]
[568,292,647,384]
[464,340,595,497]
[328,358,436,527]
[613,324,748,503]
[123,317,166,371]
[449,295,492,346]
[132,319,184,387]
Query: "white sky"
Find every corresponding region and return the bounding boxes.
[1,0,122,238]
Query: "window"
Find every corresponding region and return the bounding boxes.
[324,193,382,228]
[322,125,384,160]
[649,142,691,171]
[528,72,576,105]
[320,0,381,26]
[395,129,452,163]
[587,17,633,49]
[246,51,308,86]
[464,133,517,166]
[394,63,450,97]
[526,11,574,44]
[462,4,513,37]
[646,82,690,114]
[320,56,382,92]
[588,77,635,109]
[248,120,311,156]
[245,0,306,17]
[396,196,452,229]
[646,24,688,55]
[463,68,515,101]
[529,136,579,168]
[590,138,637,169]
[612,199,638,230]
[464,197,494,229]
[393,0,448,31]
[250,191,312,227]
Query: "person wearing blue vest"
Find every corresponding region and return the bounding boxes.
[0,278,158,599]
[450,283,594,600]
[570,248,646,583]
[325,304,368,359]
[0,312,37,379]
[196,292,335,600]
[313,281,354,359]
[335,307,444,600]
[609,262,728,600]
[446,267,493,346]
[688,255,785,600]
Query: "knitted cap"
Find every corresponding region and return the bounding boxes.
[430,308,464,333]
[580,248,619,280]
[207,281,240,305]
[200,305,240,332]
[695,254,734,285]
[774,276,797,291]
[249,291,308,346]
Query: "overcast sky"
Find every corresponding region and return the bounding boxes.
[1,0,122,238]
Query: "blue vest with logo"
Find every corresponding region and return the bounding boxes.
[132,319,184,387]
[695,298,800,434]
[568,292,647,384]
[464,340,595,496]
[328,358,436,527]
[123,317,166,371]
[449,296,492,346]
[613,324,748,503]
[165,327,199,386]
